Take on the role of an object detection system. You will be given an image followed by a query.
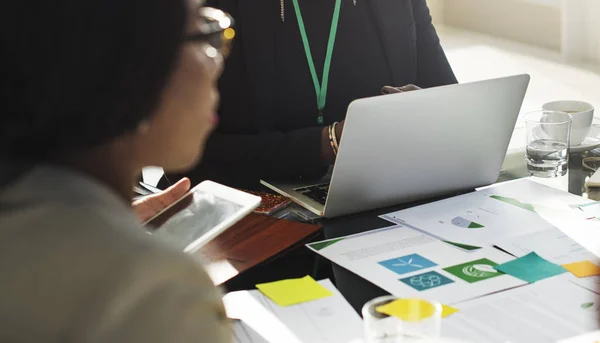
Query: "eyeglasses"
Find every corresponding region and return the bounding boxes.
[185,7,235,58]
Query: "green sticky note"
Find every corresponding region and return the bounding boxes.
[256,276,333,306]
[494,252,566,283]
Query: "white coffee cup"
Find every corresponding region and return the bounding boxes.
[542,100,594,146]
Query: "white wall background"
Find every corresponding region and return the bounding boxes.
[562,0,600,63]
[428,0,600,64]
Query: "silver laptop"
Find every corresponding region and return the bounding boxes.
[261,75,530,218]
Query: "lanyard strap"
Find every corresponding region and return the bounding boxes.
[291,0,342,125]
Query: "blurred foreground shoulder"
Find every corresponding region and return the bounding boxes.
[76,230,233,343]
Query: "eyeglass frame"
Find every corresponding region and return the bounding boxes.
[185,6,235,58]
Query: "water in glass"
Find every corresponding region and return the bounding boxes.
[526,139,568,177]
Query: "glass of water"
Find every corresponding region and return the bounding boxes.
[525,110,572,178]
[363,296,442,343]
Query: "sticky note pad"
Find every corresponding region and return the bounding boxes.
[563,260,600,278]
[375,299,438,322]
[442,305,459,318]
[494,252,566,283]
[256,276,332,306]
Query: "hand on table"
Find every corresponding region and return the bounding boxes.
[132,178,191,222]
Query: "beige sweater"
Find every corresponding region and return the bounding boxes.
[0,166,231,342]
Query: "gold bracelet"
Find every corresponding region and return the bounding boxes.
[328,123,338,156]
[331,121,340,153]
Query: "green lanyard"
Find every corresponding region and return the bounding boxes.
[291,0,342,125]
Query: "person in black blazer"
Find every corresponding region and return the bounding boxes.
[165,0,457,190]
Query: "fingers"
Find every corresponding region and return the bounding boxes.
[131,178,191,222]
[164,177,191,200]
[400,84,421,92]
[381,86,403,94]
[136,177,190,207]
[381,84,421,95]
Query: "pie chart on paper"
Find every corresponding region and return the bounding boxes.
[451,216,484,229]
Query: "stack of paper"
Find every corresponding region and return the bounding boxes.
[223,279,363,343]
[304,178,600,342]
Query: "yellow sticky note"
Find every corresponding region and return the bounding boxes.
[375,299,438,322]
[376,300,458,321]
[442,304,459,318]
[255,276,333,306]
[563,260,600,278]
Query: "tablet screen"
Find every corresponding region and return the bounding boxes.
[146,187,245,251]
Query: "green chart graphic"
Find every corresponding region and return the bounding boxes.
[581,302,599,311]
[451,216,484,229]
[308,238,345,251]
[490,195,536,213]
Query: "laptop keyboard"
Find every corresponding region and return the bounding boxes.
[294,183,330,205]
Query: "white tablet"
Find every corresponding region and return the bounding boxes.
[144,180,261,253]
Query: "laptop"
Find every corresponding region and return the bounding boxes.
[261,75,530,218]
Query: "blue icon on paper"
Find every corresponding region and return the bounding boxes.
[378,253,437,275]
[400,271,454,291]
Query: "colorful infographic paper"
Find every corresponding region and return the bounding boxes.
[307,226,526,304]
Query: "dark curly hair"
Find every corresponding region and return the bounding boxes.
[0,0,187,160]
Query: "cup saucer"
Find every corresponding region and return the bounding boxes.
[570,122,600,153]
[571,136,600,153]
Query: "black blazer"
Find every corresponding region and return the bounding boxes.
[168,0,457,190]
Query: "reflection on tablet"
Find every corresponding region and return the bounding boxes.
[146,188,244,251]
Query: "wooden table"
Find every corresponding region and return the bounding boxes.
[195,213,321,285]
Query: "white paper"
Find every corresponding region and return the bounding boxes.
[443,276,600,343]
[307,226,526,304]
[223,279,364,343]
[476,178,594,209]
[495,227,600,296]
[381,179,600,253]
[577,202,600,219]
[538,210,600,260]
[494,227,599,265]
[572,275,600,295]
[232,320,269,343]
[477,180,600,259]
[558,329,600,343]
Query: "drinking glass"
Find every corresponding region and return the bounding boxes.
[525,110,572,178]
[363,296,442,343]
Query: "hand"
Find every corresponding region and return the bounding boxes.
[132,178,191,222]
[381,84,421,94]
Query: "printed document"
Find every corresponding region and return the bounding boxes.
[494,227,598,265]
[381,179,600,251]
[443,275,600,343]
[307,226,526,304]
[223,279,363,343]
